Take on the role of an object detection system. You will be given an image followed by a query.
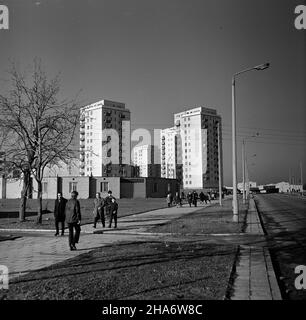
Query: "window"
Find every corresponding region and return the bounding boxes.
[153,183,158,193]
[69,182,78,193]
[100,182,109,192]
[42,182,48,193]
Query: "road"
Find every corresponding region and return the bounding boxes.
[254,193,306,300]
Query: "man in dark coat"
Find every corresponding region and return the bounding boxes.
[53,192,67,236]
[93,192,105,228]
[187,192,193,207]
[104,190,116,227]
[65,191,81,251]
[192,191,198,207]
[199,191,205,204]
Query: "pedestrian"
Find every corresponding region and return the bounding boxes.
[93,192,105,228]
[53,192,67,236]
[181,191,185,204]
[187,192,193,207]
[105,190,116,227]
[199,191,205,205]
[108,198,118,228]
[174,191,182,207]
[192,190,198,207]
[166,192,172,208]
[65,191,81,251]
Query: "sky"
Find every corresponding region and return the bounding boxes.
[0,0,305,185]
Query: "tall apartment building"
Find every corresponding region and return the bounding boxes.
[161,107,223,190]
[79,99,131,177]
[160,127,182,182]
[132,144,160,178]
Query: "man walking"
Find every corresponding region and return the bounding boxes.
[65,191,81,251]
[104,190,115,227]
[187,192,193,207]
[53,192,67,236]
[192,190,198,207]
[93,192,105,228]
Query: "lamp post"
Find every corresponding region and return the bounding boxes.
[217,121,222,206]
[232,63,269,219]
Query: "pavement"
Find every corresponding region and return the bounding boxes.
[230,197,282,300]
[0,197,283,300]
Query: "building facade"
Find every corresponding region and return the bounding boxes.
[160,127,182,181]
[132,144,160,178]
[79,99,131,177]
[161,107,223,190]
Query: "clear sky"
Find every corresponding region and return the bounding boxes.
[0,0,305,185]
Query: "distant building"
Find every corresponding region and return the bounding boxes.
[0,175,178,199]
[161,106,223,190]
[79,99,131,177]
[238,181,257,191]
[44,159,79,177]
[132,144,160,178]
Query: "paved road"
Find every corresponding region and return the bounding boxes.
[254,194,306,300]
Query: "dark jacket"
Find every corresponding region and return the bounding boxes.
[53,197,67,221]
[105,195,115,206]
[65,198,81,224]
[110,201,118,214]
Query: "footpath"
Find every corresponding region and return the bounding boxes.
[230,197,282,300]
[0,204,201,279]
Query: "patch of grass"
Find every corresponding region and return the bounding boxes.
[0,198,168,230]
[0,241,236,300]
[150,200,246,235]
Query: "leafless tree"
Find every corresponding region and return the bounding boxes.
[0,60,79,223]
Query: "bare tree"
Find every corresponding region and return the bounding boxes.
[0,60,79,223]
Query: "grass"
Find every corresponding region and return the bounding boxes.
[150,199,247,235]
[0,241,236,300]
[0,198,168,230]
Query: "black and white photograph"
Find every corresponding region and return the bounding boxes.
[0,0,305,317]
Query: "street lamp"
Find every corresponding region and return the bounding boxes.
[232,63,270,219]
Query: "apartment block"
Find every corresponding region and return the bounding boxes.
[132,144,160,178]
[161,107,223,190]
[160,127,182,182]
[79,99,131,177]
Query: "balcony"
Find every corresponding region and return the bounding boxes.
[80,136,85,142]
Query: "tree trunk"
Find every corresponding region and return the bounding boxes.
[36,180,43,224]
[19,171,30,222]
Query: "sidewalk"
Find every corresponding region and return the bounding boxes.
[0,203,203,279]
[231,198,282,300]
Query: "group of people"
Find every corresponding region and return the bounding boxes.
[53,190,118,251]
[166,190,212,208]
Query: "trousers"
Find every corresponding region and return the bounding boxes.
[55,219,65,234]
[94,210,105,227]
[67,222,81,247]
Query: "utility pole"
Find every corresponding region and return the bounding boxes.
[217,122,222,206]
[289,168,291,193]
[242,139,246,203]
[300,161,303,196]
